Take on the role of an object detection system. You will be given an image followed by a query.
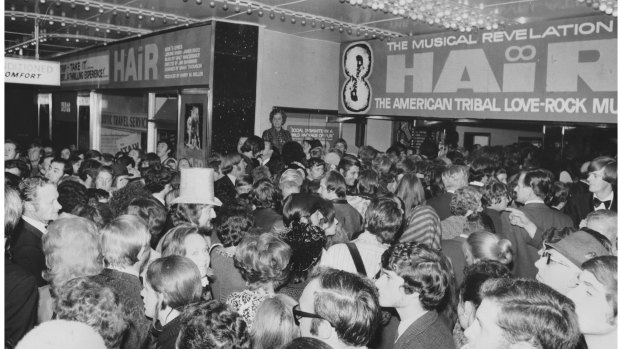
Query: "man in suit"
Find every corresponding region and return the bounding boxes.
[427,164,469,221]
[500,169,573,279]
[564,156,617,227]
[12,177,62,286]
[375,242,456,349]
[215,152,247,206]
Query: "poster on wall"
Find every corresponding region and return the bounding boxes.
[184,104,203,150]
[59,26,212,89]
[339,15,617,123]
[178,94,208,167]
[116,133,141,153]
[288,125,339,147]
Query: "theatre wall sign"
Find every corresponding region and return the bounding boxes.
[339,15,617,123]
[59,26,211,89]
[5,58,60,86]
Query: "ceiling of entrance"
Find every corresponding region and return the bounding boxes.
[4,0,613,58]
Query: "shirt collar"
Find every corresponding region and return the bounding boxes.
[227,173,237,184]
[524,199,545,205]
[594,192,614,202]
[22,215,47,234]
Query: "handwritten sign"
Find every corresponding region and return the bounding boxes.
[115,133,141,153]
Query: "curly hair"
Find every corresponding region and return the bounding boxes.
[54,276,127,349]
[269,108,287,124]
[250,178,281,210]
[441,165,469,191]
[481,179,509,207]
[279,222,326,284]
[42,217,103,292]
[142,166,173,194]
[449,186,482,217]
[214,207,254,248]
[234,233,291,289]
[381,241,452,311]
[108,181,151,217]
[178,300,250,349]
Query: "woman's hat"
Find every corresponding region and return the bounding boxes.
[171,168,222,206]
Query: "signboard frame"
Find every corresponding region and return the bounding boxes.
[339,15,617,124]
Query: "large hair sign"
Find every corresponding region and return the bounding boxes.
[338,15,617,123]
[341,42,373,113]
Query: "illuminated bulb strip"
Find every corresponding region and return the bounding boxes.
[213,0,403,38]
[5,11,152,34]
[5,33,115,53]
[575,0,618,16]
[345,0,515,31]
[49,0,200,23]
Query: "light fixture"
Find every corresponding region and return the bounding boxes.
[347,0,510,31]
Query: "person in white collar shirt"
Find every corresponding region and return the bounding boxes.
[11,177,62,286]
[214,152,247,206]
[565,156,617,226]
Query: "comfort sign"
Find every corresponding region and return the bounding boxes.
[5,57,60,86]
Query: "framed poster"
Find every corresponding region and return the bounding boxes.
[178,92,209,168]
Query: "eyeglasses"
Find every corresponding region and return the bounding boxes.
[541,250,571,267]
[292,304,326,326]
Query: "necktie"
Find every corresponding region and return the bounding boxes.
[593,197,611,209]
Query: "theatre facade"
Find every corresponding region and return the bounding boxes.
[5,2,617,159]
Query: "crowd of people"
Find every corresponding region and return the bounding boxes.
[4,110,618,349]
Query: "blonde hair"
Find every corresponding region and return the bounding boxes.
[100,215,150,268]
[251,294,300,349]
[462,231,512,265]
[43,217,103,291]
